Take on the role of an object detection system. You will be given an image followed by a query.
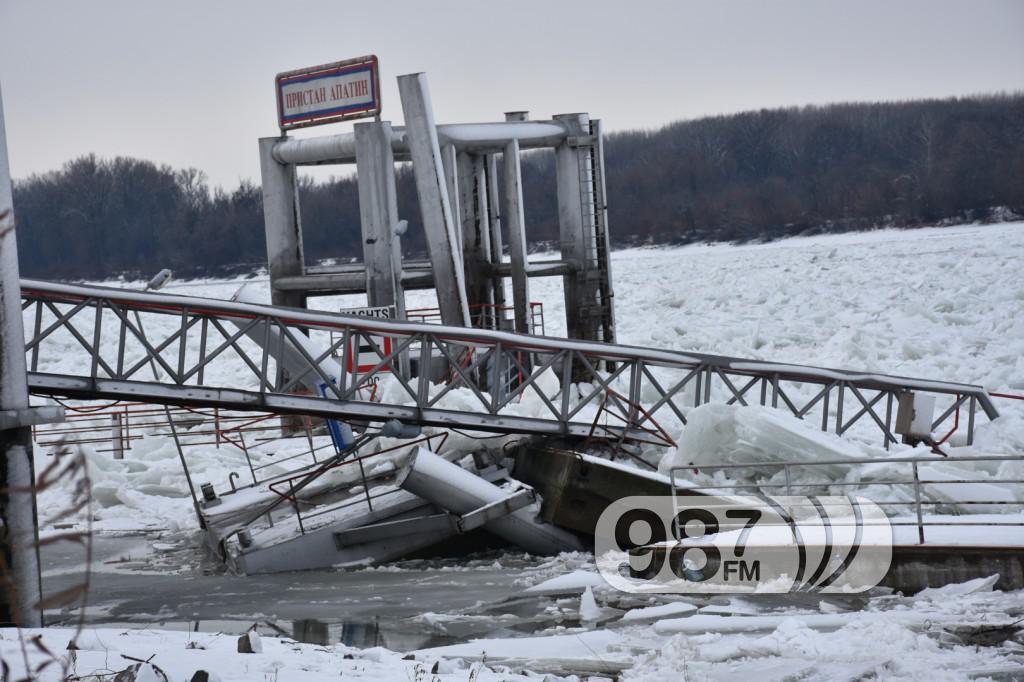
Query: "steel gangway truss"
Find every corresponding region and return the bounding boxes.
[20,279,1000,449]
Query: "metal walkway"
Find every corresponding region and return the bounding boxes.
[20,279,999,448]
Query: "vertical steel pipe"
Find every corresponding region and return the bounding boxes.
[397,73,471,327]
[0,84,42,627]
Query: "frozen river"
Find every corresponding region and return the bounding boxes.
[39,530,611,653]
[41,534,579,651]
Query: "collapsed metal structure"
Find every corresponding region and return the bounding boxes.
[18,277,1005,573]
[260,73,615,344]
[3,69,1018,584]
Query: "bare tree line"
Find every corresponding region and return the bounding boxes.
[11,93,1023,280]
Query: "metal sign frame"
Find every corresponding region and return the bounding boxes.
[275,55,381,131]
[339,305,395,373]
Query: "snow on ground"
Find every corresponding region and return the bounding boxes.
[0,626,549,681]
[14,221,1024,680]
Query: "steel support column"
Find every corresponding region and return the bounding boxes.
[459,153,492,315]
[354,121,405,317]
[503,139,531,334]
[485,154,507,311]
[553,113,590,341]
[440,143,462,253]
[0,85,42,627]
[259,137,306,310]
[591,119,616,345]
[397,73,471,327]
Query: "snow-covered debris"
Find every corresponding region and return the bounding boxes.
[628,609,1024,681]
[189,672,221,682]
[697,597,762,616]
[117,663,168,682]
[660,402,882,476]
[653,612,854,635]
[915,574,1000,599]
[236,630,261,653]
[659,400,1024,519]
[579,585,601,622]
[523,569,608,595]
[1,627,565,681]
[620,600,698,623]
[417,629,625,662]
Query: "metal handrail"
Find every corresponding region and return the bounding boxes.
[264,431,449,536]
[585,387,678,454]
[406,301,545,334]
[33,400,329,480]
[20,279,996,405]
[670,454,1024,545]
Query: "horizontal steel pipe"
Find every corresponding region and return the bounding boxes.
[272,121,569,166]
[273,260,574,294]
[396,447,583,554]
[270,133,363,166]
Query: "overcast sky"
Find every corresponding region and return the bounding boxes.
[1,0,1022,188]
